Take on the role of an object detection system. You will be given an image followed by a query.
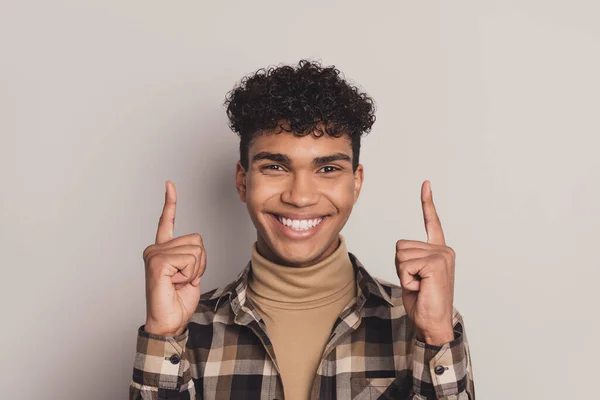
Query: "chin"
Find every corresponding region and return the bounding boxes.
[253,210,341,266]
[268,220,340,265]
[271,243,326,266]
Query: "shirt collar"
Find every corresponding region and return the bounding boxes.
[213,251,394,313]
[349,252,395,307]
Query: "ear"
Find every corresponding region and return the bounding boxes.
[353,163,364,205]
[235,160,247,203]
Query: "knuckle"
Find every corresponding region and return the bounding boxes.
[434,253,447,264]
[143,244,154,261]
[440,251,452,264]
[396,239,408,250]
[395,247,410,259]
[147,254,162,270]
[397,261,408,273]
[395,252,406,264]
[446,246,456,258]
[192,233,203,244]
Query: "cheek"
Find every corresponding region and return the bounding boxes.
[321,179,356,211]
[245,175,281,207]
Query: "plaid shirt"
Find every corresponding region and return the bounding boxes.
[130,252,475,400]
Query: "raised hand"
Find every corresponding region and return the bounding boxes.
[395,180,455,346]
[142,181,206,337]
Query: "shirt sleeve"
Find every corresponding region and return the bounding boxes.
[410,310,475,399]
[129,325,197,400]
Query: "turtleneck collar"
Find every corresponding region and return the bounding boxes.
[247,235,356,309]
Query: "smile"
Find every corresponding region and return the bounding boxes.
[268,211,327,235]
[275,215,324,231]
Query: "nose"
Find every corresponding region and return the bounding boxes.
[280,172,320,207]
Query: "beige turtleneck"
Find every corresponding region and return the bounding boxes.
[246,235,357,400]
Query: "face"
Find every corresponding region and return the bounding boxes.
[235,127,364,267]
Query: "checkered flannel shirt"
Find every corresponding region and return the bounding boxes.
[130,252,475,399]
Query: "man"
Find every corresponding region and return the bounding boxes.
[130,60,475,400]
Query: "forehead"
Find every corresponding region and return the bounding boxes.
[249,130,352,160]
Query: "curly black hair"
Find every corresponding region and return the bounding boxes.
[224,59,376,172]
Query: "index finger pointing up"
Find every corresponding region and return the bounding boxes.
[156,180,177,244]
[421,180,446,246]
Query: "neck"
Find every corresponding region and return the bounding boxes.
[255,235,341,268]
[248,234,356,306]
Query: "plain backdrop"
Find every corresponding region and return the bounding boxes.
[2,1,599,399]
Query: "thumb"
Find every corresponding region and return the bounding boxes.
[176,278,201,304]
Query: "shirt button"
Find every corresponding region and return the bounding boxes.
[169,354,181,365]
[434,365,446,375]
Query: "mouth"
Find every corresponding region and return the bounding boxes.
[274,214,325,230]
[267,213,328,239]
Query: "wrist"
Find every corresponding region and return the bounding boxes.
[144,322,184,337]
[418,325,454,346]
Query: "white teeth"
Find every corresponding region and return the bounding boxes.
[277,216,324,231]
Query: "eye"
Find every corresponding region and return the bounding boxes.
[319,165,340,173]
[261,164,286,172]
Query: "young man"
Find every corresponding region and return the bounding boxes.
[130,60,475,400]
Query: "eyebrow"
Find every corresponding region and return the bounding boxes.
[312,153,352,165]
[251,152,352,167]
[251,152,292,166]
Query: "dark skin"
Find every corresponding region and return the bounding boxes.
[144,124,455,345]
[235,127,364,268]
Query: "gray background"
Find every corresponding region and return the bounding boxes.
[2,1,599,399]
